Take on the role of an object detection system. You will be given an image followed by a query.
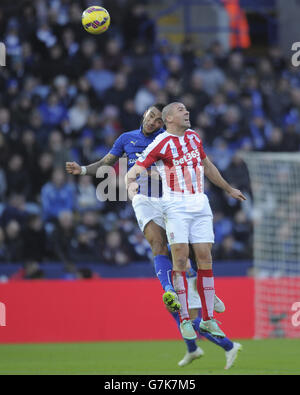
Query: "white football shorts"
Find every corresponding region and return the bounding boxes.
[132,194,165,232]
[162,193,214,245]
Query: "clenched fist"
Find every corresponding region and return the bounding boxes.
[66,161,82,175]
[128,181,139,200]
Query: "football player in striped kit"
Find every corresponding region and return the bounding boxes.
[126,102,246,340]
[67,103,242,367]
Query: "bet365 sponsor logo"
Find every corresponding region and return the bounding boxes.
[0,42,6,66]
[291,302,300,328]
[172,148,200,166]
[0,302,6,326]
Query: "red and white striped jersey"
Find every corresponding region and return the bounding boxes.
[136,129,207,196]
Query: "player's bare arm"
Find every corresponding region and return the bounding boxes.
[125,164,148,199]
[202,157,246,201]
[66,153,119,176]
[125,164,145,186]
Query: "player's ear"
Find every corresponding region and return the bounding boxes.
[165,114,173,124]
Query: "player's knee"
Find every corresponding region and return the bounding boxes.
[196,255,212,269]
[173,257,187,271]
[171,244,189,271]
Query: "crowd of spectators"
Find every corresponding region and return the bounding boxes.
[0,0,299,276]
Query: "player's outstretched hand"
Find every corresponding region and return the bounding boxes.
[228,188,247,201]
[66,161,81,175]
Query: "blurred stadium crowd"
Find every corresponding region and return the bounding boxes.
[0,0,299,277]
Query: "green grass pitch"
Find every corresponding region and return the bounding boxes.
[0,339,299,375]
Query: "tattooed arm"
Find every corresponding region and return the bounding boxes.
[66,153,119,176]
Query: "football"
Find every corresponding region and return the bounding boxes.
[81,6,110,35]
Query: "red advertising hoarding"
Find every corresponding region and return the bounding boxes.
[0,277,254,343]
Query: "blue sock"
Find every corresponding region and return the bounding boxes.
[192,316,234,352]
[171,312,198,353]
[154,255,175,293]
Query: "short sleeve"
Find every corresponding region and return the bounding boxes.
[199,141,206,160]
[136,138,162,169]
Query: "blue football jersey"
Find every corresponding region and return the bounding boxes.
[109,126,164,197]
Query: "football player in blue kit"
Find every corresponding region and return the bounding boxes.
[66,104,175,304]
[66,103,241,369]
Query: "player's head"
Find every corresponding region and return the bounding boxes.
[142,103,164,135]
[162,102,190,130]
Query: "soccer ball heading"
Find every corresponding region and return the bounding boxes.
[82,6,110,35]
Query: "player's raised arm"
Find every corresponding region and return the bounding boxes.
[202,156,246,201]
[66,153,119,176]
[66,131,125,176]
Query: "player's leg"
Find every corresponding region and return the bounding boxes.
[185,277,241,369]
[144,220,180,312]
[177,307,204,367]
[170,242,196,339]
[192,309,242,370]
[192,242,214,320]
[162,205,196,339]
[188,251,225,314]
[191,242,225,337]
[132,196,180,310]
[189,206,225,337]
[192,308,232,349]
[144,219,171,291]
[144,219,169,257]
[145,223,200,360]
[169,310,204,367]
[176,274,208,367]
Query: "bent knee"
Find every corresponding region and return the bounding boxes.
[173,257,187,271]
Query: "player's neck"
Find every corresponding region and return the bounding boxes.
[166,126,187,136]
[142,127,155,138]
